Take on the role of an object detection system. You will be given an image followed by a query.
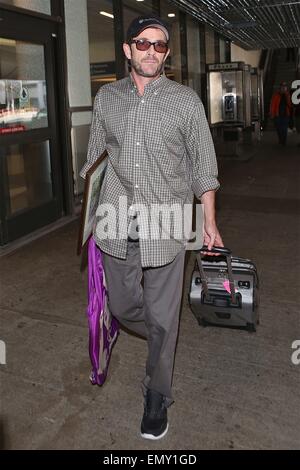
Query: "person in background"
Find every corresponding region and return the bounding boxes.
[270,82,292,146]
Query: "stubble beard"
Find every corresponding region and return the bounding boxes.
[131,58,165,78]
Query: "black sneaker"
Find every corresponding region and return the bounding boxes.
[141,389,168,440]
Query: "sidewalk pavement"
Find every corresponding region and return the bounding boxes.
[0,131,299,450]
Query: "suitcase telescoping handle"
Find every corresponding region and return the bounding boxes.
[195,245,237,304]
[200,246,231,256]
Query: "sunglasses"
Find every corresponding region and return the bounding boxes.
[130,39,168,54]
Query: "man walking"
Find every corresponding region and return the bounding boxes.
[81,15,223,440]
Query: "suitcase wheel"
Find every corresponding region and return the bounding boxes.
[198,318,208,328]
[246,323,256,333]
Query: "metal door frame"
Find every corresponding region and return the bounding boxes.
[0,8,65,244]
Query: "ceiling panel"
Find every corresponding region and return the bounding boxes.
[171,0,300,49]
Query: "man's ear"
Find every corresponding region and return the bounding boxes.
[123,42,131,60]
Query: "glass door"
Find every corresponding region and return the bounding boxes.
[0,8,63,244]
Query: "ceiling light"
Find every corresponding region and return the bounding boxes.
[136,0,144,2]
[0,38,16,46]
[168,13,175,18]
[99,11,114,19]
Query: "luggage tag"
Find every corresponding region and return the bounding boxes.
[223,279,237,294]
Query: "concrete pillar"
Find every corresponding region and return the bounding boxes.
[64,0,92,109]
[64,0,92,195]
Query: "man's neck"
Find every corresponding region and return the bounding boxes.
[130,70,161,96]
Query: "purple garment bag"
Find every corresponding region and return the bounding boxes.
[87,237,119,385]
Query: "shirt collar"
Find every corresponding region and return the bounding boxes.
[129,73,167,95]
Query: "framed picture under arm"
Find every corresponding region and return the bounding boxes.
[77,150,108,255]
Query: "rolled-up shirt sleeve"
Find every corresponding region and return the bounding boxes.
[185,95,220,199]
[80,89,106,179]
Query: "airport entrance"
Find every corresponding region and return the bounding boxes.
[0,7,63,245]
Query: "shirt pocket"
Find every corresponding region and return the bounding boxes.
[145,113,190,198]
[145,112,185,172]
[161,113,184,148]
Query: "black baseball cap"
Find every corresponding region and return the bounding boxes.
[126,15,170,43]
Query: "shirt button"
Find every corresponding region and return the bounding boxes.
[135,163,139,168]
[154,91,158,95]
[135,184,139,189]
[141,99,145,103]
[136,142,140,146]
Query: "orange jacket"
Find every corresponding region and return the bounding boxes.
[270,92,292,118]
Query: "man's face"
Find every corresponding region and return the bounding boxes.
[123,27,170,78]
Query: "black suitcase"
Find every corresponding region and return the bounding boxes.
[189,246,259,332]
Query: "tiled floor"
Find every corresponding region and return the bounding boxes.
[0,131,299,449]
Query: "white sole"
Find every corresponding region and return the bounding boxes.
[141,423,169,440]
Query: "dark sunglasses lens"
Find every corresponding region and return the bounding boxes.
[154,42,168,53]
[136,40,151,51]
[135,40,168,53]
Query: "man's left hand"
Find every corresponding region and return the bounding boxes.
[203,222,224,256]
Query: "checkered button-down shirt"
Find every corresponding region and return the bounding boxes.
[80,74,219,267]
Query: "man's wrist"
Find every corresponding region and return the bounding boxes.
[204,215,216,225]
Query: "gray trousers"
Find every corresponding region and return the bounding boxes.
[102,242,186,406]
